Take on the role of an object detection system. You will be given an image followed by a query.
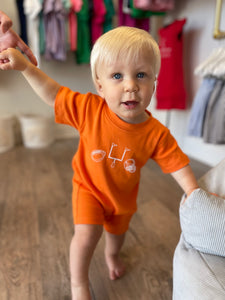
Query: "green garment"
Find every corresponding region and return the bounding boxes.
[61,0,71,12]
[38,0,45,55]
[103,0,115,33]
[76,0,91,64]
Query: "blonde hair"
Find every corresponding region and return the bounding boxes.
[90,26,161,86]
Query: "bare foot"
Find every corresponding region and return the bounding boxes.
[71,281,91,300]
[105,253,126,280]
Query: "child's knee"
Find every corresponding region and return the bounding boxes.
[73,224,103,249]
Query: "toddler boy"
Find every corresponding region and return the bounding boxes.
[0,26,199,300]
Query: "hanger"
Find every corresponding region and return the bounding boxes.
[194,47,225,78]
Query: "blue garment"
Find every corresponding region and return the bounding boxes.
[188,77,217,137]
[203,79,225,144]
[16,0,28,45]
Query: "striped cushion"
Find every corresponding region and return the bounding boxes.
[180,188,225,257]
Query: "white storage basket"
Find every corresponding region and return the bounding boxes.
[19,114,55,148]
[0,115,16,153]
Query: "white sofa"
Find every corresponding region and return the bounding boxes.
[173,159,225,300]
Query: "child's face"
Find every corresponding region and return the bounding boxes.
[95,50,156,124]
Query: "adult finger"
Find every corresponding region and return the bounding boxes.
[0,12,13,33]
[17,39,38,66]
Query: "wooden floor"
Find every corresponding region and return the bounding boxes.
[0,139,210,300]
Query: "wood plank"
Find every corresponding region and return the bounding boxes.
[28,148,73,300]
[0,149,43,300]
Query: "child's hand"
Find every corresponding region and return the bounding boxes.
[181,187,198,204]
[0,48,30,71]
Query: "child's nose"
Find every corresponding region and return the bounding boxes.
[124,79,138,93]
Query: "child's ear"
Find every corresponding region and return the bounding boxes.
[95,78,104,97]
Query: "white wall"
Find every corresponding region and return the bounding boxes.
[1,0,225,166]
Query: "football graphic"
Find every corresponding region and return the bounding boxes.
[91,150,106,162]
[124,159,136,173]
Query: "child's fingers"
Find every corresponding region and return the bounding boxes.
[0,50,12,69]
[0,58,9,63]
[0,48,10,57]
[0,50,9,60]
[0,60,10,70]
[210,192,219,197]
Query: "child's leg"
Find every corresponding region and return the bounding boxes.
[70,224,103,300]
[104,231,126,280]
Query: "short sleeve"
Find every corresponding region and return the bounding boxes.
[54,86,89,131]
[151,127,190,173]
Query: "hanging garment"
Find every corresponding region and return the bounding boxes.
[203,79,225,144]
[62,0,71,10]
[130,0,168,19]
[69,0,83,51]
[91,0,106,45]
[16,0,28,45]
[122,0,131,14]
[76,0,91,64]
[118,0,150,31]
[194,48,225,79]
[24,0,42,64]
[43,0,67,61]
[187,77,217,137]
[156,19,187,110]
[103,0,115,33]
[133,0,174,11]
[130,4,165,19]
[39,0,45,55]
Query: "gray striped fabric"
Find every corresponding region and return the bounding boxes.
[173,234,225,300]
[173,188,225,299]
[180,188,225,257]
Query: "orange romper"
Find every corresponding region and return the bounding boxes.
[55,87,190,234]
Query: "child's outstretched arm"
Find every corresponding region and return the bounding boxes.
[171,164,199,198]
[0,48,60,107]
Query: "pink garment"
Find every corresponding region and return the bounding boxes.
[91,0,106,45]
[134,0,174,11]
[69,0,83,51]
[43,0,67,61]
[118,0,150,31]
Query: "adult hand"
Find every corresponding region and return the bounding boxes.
[0,10,13,33]
[0,11,37,66]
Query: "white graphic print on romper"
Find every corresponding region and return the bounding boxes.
[91,143,136,173]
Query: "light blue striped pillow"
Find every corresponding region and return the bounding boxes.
[180,188,225,257]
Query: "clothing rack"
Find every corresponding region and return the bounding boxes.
[213,0,225,39]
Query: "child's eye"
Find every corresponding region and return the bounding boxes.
[113,73,122,80]
[137,72,145,78]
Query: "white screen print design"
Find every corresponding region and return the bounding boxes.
[91,143,136,173]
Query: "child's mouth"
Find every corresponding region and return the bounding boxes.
[122,101,138,109]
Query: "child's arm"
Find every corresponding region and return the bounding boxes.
[0,48,60,107]
[171,164,199,198]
